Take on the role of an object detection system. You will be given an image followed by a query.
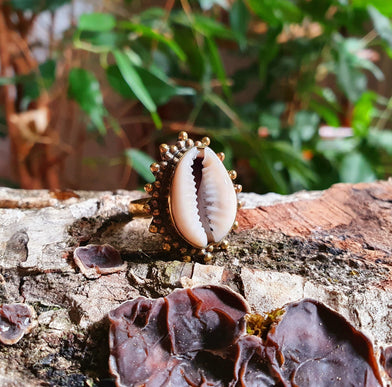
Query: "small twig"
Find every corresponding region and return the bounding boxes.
[361,29,378,46]
[376,97,392,130]
[49,11,55,58]
[0,3,19,181]
[104,119,132,189]
[10,31,37,70]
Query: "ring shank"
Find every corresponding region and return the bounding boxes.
[129,197,152,218]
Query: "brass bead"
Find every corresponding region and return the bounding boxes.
[170,145,178,154]
[204,252,213,263]
[190,248,197,255]
[154,181,161,189]
[144,183,153,193]
[149,224,158,233]
[178,131,188,141]
[228,170,237,180]
[151,200,158,207]
[220,240,229,250]
[217,152,225,162]
[176,140,185,150]
[152,209,160,216]
[201,137,210,146]
[180,247,187,254]
[206,245,214,252]
[163,152,173,161]
[159,227,166,234]
[237,201,244,209]
[172,242,179,249]
[199,248,206,256]
[173,157,180,164]
[160,161,168,170]
[162,243,171,251]
[195,140,202,147]
[164,235,172,241]
[150,163,160,173]
[153,218,162,224]
[185,139,194,148]
[152,191,159,198]
[232,221,239,230]
[234,184,242,193]
[160,143,170,154]
[183,255,191,262]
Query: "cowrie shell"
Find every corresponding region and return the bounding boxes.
[170,146,237,248]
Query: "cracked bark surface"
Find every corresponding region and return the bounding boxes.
[0,181,392,386]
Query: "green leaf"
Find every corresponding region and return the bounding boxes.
[78,31,128,49]
[10,0,69,11]
[38,59,56,89]
[139,7,167,21]
[368,5,392,48]
[353,0,392,17]
[259,112,281,138]
[272,141,317,184]
[172,12,234,39]
[291,111,320,142]
[368,129,392,155]
[258,27,281,81]
[106,64,194,105]
[246,0,302,26]
[289,111,319,152]
[113,50,161,128]
[249,151,289,194]
[206,37,231,99]
[118,22,186,61]
[352,91,377,137]
[173,27,205,80]
[79,13,116,32]
[205,93,239,124]
[309,100,340,127]
[317,138,358,160]
[125,149,155,182]
[339,152,376,183]
[68,68,107,135]
[193,15,234,39]
[12,59,56,107]
[230,0,250,49]
[335,37,367,102]
[356,58,384,81]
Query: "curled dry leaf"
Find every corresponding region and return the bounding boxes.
[108,287,382,387]
[73,244,127,278]
[0,303,36,345]
[49,189,80,200]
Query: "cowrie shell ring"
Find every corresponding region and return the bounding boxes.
[143,132,241,263]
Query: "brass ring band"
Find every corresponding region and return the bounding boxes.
[128,197,152,218]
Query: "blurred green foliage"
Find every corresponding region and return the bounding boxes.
[4,0,392,193]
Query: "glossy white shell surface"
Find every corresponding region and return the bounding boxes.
[170,146,237,248]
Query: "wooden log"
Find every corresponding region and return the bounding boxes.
[0,181,391,385]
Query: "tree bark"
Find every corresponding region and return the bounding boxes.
[0,181,392,385]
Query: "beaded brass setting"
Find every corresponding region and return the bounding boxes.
[144,131,241,263]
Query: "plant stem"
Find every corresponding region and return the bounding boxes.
[376,97,392,130]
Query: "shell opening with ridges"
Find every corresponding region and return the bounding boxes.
[170,146,237,248]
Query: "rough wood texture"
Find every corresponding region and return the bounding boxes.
[0,181,392,386]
